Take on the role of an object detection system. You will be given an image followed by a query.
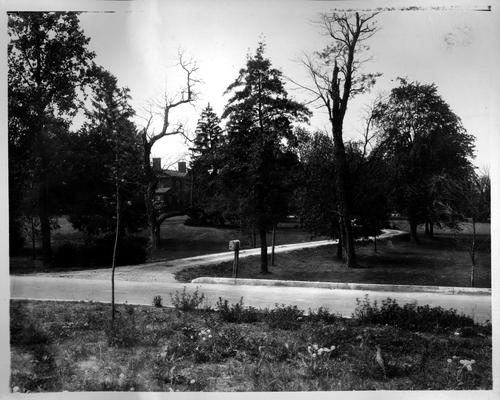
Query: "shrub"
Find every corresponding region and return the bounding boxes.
[52,235,148,268]
[153,295,163,308]
[9,220,25,256]
[307,307,338,324]
[265,304,304,330]
[215,297,261,323]
[170,287,206,311]
[353,295,476,333]
[53,242,85,268]
[93,234,148,266]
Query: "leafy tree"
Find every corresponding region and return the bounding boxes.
[347,141,390,249]
[222,42,310,273]
[8,12,95,262]
[62,67,145,241]
[373,79,475,242]
[299,12,380,267]
[296,131,340,249]
[296,130,389,259]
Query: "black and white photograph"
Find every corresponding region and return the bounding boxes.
[3,0,498,395]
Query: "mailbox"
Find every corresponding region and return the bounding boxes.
[229,240,240,251]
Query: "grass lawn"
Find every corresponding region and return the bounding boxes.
[176,233,491,288]
[10,216,321,272]
[10,299,492,392]
[150,216,321,262]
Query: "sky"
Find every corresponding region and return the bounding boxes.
[62,0,497,171]
[4,0,499,169]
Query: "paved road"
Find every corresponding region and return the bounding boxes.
[10,276,491,323]
[11,229,490,323]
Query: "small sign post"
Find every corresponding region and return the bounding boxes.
[229,240,240,281]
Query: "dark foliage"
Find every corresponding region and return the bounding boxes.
[215,297,262,323]
[265,304,304,330]
[353,296,476,333]
[52,235,148,268]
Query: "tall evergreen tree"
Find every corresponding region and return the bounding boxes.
[189,104,225,223]
[222,42,310,273]
[191,103,224,162]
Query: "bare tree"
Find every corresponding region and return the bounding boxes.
[295,12,380,267]
[140,53,199,251]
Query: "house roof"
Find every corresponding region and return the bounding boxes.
[158,169,188,178]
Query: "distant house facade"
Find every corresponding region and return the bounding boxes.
[153,158,191,214]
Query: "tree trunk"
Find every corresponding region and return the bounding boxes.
[343,218,356,267]
[142,139,161,252]
[271,223,276,266]
[145,182,159,251]
[470,217,476,287]
[31,217,36,260]
[336,222,343,260]
[429,222,434,237]
[259,226,269,274]
[424,222,429,236]
[38,180,52,265]
[409,219,419,244]
[111,184,120,321]
[332,123,356,268]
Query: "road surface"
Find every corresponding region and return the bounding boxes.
[10,275,491,323]
[10,229,490,323]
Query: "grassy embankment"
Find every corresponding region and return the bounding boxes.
[10,296,491,392]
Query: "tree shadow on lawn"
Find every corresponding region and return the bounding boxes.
[176,234,491,288]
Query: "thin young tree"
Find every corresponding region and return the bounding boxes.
[296,12,380,267]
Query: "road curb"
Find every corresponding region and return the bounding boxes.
[191,277,491,296]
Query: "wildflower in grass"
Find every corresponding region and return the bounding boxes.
[447,359,452,363]
[459,359,475,372]
[307,343,336,357]
[190,379,196,384]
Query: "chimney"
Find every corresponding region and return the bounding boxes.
[178,161,187,173]
[152,158,161,171]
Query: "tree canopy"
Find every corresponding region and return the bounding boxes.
[8,12,96,260]
[373,78,475,241]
